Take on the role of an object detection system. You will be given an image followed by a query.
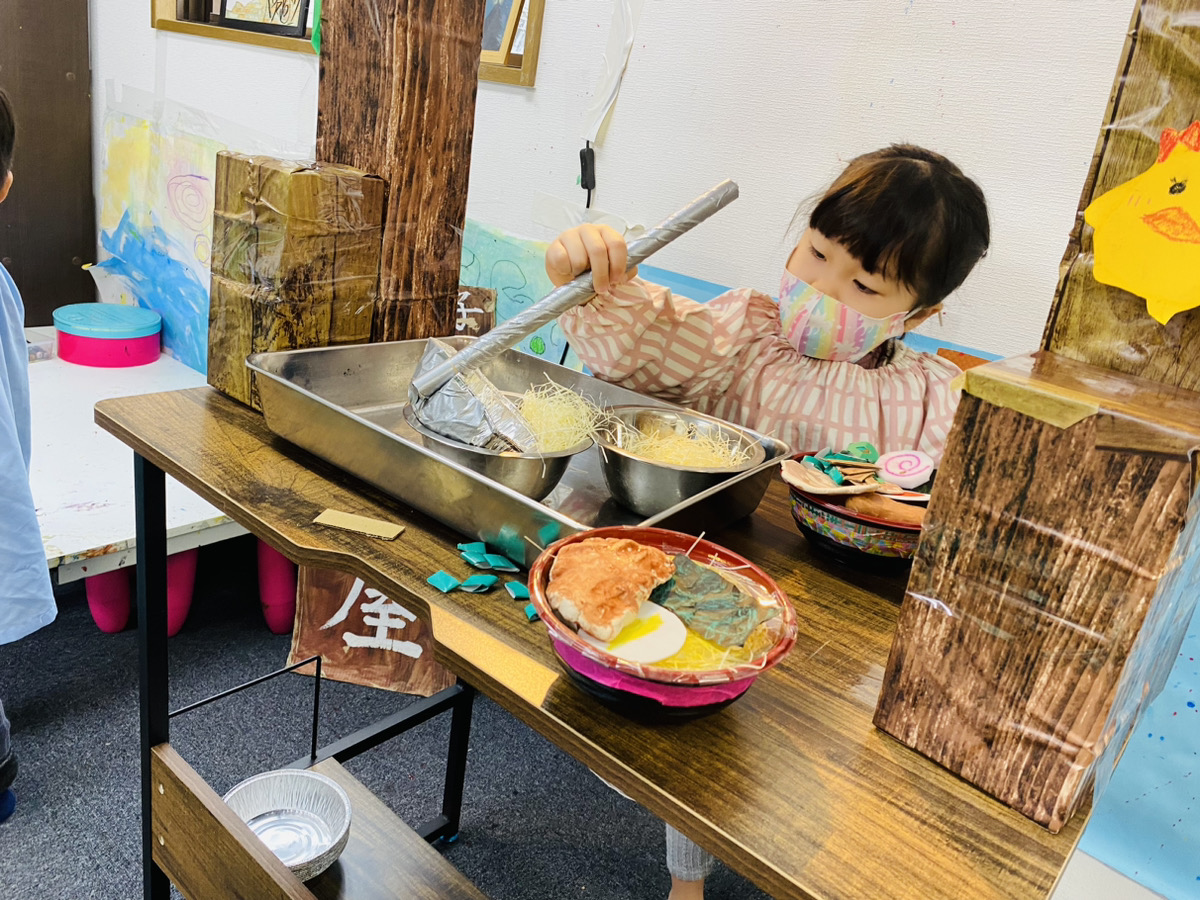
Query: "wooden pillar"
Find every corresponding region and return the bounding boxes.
[1042,0,1200,391]
[874,353,1200,832]
[317,0,485,342]
[876,0,1200,835]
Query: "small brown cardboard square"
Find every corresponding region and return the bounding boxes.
[314,509,404,540]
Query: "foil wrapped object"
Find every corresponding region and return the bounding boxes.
[409,339,538,451]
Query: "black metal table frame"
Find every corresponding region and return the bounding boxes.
[134,454,476,900]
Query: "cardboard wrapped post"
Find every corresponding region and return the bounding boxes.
[288,567,455,698]
[1043,0,1200,391]
[874,352,1200,832]
[317,0,485,342]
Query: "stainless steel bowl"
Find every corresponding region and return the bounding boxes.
[402,403,592,502]
[223,768,352,882]
[597,406,767,516]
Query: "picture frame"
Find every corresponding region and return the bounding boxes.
[505,1,528,67]
[479,0,544,87]
[480,0,524,65]
[218,0,310,37]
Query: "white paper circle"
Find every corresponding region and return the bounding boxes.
[578,599,688,664]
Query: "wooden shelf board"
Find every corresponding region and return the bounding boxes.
[307,759,487,900]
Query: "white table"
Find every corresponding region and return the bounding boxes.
[29,350,248,583]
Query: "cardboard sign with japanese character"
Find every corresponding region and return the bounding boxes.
[288,567,455,697]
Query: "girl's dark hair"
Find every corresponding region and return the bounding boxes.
[0,89,13,180]
[807,144,989,309]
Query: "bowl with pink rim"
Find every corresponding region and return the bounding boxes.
[527,525,798,721]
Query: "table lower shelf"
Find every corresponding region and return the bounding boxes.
[151,745,486,900]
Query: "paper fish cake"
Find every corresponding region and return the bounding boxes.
[1084,121,1200,325]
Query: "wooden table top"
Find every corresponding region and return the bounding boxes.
[95,387,1085,900]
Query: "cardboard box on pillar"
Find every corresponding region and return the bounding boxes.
[207,152,385,410]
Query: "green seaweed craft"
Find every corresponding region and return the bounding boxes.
[652,555,778,648]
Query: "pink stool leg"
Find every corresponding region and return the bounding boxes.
[85,567,132,633]
[257,540,297,635]
[166,548,200,638]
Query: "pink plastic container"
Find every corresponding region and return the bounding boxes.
[83,548,199,637]
[257,540,298,634]
[54,303,161,367]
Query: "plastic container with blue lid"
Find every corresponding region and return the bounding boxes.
[53,303,162,367]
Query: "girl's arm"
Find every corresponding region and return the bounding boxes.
[559,278,761,405]
[562,281,962,461]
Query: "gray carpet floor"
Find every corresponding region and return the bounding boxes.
[0,535,771,899]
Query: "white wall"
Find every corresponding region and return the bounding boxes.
[89,0,1134,357]
[89,0,319,169]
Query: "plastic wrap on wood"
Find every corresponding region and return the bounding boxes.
[875,352,1200,832]
[1043,0,1200,391]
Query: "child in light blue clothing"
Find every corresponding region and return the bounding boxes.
[0,87,59,822]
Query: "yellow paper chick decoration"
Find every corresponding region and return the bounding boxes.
[1084,121,1200,325]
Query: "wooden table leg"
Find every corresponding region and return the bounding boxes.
[135,453,170,900]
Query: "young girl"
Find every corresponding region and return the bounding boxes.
[545,144,990,899]
[547,144,990,467]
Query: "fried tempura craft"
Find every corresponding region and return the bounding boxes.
[547,538,676,641]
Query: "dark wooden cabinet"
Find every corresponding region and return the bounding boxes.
[0,0,95,325]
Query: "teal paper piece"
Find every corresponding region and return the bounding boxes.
[826,452,875,465]
[460,574,499,593]
[461,550,491,569]
[505,582,530,600]
[427,571,461,593]
[524,602,540,622]
[483,553,520,572]
[457,541,488,554]
[845,441,880,463]
[803,456,845,485]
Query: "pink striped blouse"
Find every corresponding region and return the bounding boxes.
[559,279,962,463]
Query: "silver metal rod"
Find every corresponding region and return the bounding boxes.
[411,179,739,398]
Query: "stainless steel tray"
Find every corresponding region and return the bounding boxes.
[248,338,791,566]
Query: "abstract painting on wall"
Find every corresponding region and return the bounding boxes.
[90,112,223,373]
[459,218,578,368]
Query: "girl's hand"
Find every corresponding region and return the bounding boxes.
[545,224,638,293]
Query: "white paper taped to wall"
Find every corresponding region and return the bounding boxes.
[530,190,645,238]
[104,81,316,160]
[582,0,646,144]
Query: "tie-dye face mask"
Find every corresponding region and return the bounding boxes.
[778,269,911,362]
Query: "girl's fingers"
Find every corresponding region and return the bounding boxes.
[546,231,588,287]
[545,239,570,286]
[579,225,612,293]
[544,225,634,291]
[604,227,630,285]
[562,230,593,283]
